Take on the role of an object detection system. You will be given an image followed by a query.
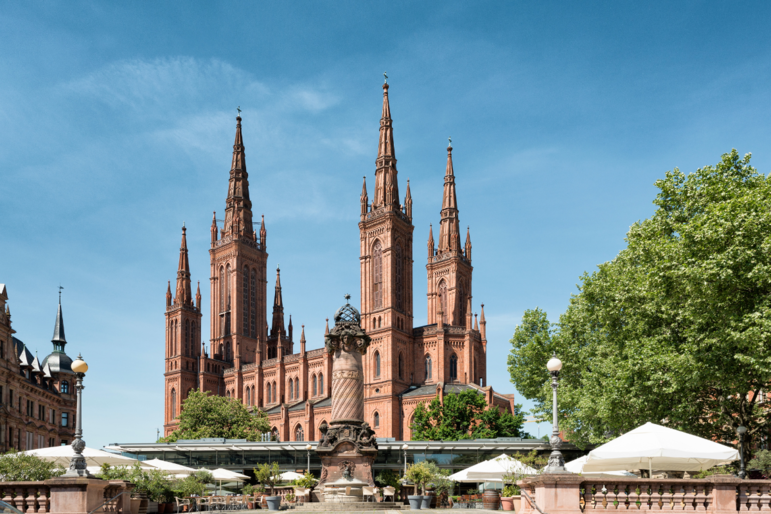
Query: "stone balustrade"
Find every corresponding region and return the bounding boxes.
[520,474,745,514]
[0,479,133,514]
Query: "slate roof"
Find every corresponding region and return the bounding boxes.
[400,383,482,398]
[261,396,332,417]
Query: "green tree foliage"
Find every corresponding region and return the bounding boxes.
[410,390,526,441]
[507,150,771,450]
[0,451,64,481]
[749,449,771,476]
[160,389,270,442]
[98,464,213,501]
[375,469,402,491]
[405,462,434,494]
[254,462,281,496]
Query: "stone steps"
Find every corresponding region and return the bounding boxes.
[292,502,408,511]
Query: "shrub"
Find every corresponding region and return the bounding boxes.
[253,462,281,496]
[0,451,64,481]
[293,472,318,489]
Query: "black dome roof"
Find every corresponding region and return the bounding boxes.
[334,295,361,325]
[41,351,74,375]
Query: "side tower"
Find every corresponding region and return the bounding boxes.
[164,226,203,435]
[360,80,415,437]
[425,142,483,384]
[209,115,268,390]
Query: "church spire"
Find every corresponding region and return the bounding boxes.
[465,226,472,261]
[195,281,201,310]
[51,292,67,352]
[404,179,412,218]
[174,225,192,306]
[373,80,400,210]
[223,114,254,238]
[270,267,285,339]
[438,140,461,255]
[360,176,368,217]
[166,281,172,308]
[259,214,266,248]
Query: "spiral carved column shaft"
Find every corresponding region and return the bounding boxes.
[331,350,364,424]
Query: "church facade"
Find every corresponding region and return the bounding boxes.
[163,83,515,441]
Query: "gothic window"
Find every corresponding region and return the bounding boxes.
[438,280,448,324]
[246,387,251,406]
[271,427,279,442]
[61,381,69,394]
[295,378,300,399]
[219,266,225,312]
[425,355,432,380]
[374,412,380,428]
[373,240,382,309]
[185,320,190,355]
[243,266,249,335]
[225,264,231,310]
[319,373,324,394]
[225,341,231,361]
[375,352,381,378]
[395,244,403,311]
[459,281,468,324]
[267,383,271,404]
[450,354,458,381]
[191,322,197,354]
[295,425,304,441]
[312,375,317,397]
[272,381,277,403]
[171,389,177,419]
[289,379,294,400]
[399,353,404,379]
[250,270,257,338]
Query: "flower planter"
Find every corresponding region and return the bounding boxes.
[130,498,142,514]
[501,497,514,511]
[265,496,281,511]
[408,495,423,510]
[421,494,433,509]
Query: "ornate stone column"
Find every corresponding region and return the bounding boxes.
[315,296,377,494]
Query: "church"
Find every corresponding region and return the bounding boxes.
[163,82,516,441]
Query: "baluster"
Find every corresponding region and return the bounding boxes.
[629,484,640,510]
[2,486,13,507]
[14,486,25,513]
[693,483,706,512]
[612,484,620,510]
[685,483,697,512]
[651,484,663,511]
[760,484,771,512]
[664,484,676,512]
[640,483,652,511]
[25,487,36,514]
[37,488,49,514]
[600,484,609,510]
[584,483,596,511]
[622,484,631,510]
[749,485,762,511]
[739,485,751,512]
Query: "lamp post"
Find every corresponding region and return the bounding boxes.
[306,443,312,473]
[737,426,748,479]
[402,443,409,475]
[63,354,92,478]
[544,354,567,473]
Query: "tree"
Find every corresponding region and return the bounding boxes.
[254,462,281,496]
[0,451,64,481]
[160,389,270,442]
[507,150,771,451]
[410,389,526,441]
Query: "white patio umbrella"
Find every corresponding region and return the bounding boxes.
[564,456,637,477]
[143,459,197,476]
[450,454,538,482]
[203,468,249,495]
[279,471,305,482]
[583,422,739,474]
[23,445,142,468]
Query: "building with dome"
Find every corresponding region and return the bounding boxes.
[163,83,516,441]
[0,285,77,451]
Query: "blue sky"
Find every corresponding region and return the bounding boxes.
[2,1,770,447]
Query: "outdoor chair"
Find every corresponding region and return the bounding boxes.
[196,497,210,512]
[175,497,192,514]
[210,496,226,511]
[363,487,375,503]
[294,488,309,505]
[231,496,245,510]
[382,487,395,502]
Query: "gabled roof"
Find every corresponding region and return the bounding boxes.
[399,383,481,398]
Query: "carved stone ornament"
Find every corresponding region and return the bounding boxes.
[317,420,378,452]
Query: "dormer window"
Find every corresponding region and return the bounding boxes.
[60,381,69,394]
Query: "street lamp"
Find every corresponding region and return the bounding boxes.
[305,443,312,473]
[737,426,748,479]
[63,354,92,478]
[544,354,567,473]
[402,444,409,475]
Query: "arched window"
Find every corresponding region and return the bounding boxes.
[219,266,225,312]
[226,390,230,398]
[250,270,257,338]
[399,353,404,379]
[185,320,190,355]
[375,352,381,378]
[246,387,251,406]
[61,381,69,394]
[272,381,277,403]
[374,412,380,428]
[459,281,467,324]
[438,280,448,324]
[450,354,458,381]
[295,378,300,399]
[312,375,317,396]
[425,355,432,380]
[319,373,324,394]
[271,427,279,442]
[372,240,382,309]
[289,379,294,400]
[378,316,381,328]
[295,425,304,441]
[225,264,231,311]
[395,244,403,311]
[225,341,231,361]
[243,266,250,335]
[191,322,197,354]
[171,389,177,419]
[267,383,272,404]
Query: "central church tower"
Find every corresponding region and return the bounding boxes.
[359,80,415,431]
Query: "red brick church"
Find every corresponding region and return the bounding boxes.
[163,82,515,441]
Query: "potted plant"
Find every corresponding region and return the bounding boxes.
[501,484,520,512]
[285,492,295,505]
[242,485,256,509]
[254,462,281,511]
[405,462,433,510]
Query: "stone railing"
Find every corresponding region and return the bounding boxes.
[519,474,743,514]
[0,479,133,514]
